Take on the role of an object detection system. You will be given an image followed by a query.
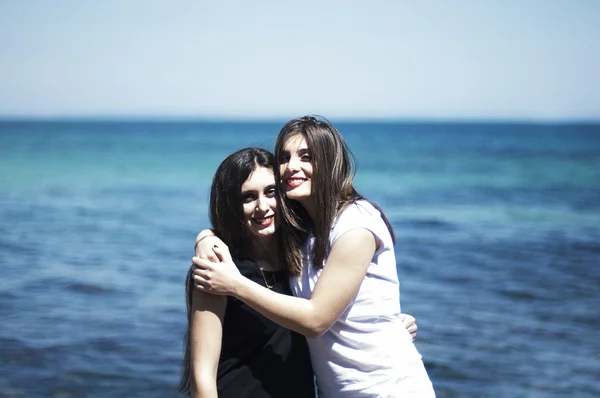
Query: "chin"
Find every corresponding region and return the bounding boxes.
[286,188,311,202]
[253,226,276,238]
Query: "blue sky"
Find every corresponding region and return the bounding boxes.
[1,1,599,121]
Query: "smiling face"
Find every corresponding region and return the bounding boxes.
[279,134,314,205]
[241,166,279,239]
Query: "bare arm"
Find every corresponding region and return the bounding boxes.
[193,229,419,340]
[193,228,375,338]
[188,234,227,398]
[189,288,226,398]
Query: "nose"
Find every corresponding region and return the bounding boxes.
[256,195,270,212]
[286,155,301,172]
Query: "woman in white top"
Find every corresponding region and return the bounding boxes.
[193,116,435,397]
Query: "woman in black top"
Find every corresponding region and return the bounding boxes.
[179,148,315,398]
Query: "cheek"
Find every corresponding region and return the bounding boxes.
[305,178,314,194]
[305,164,314,177]
[268,198,278,211]
[242,203,254,220]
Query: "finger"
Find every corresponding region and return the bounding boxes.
[193,274,209,287]
[406,324,418,335]
[192,268,210,278]
[212,246,224,262]
[194,279,206,290]
[405,319,418,332]
[197,254,218,265]
[401,314,416,326]
[194,235,223,259]
[192,257,213,269]
[212,244,232,263]
[195,250,218,262]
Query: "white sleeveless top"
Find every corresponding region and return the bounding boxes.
[289,200,432,397]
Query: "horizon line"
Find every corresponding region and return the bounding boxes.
[1,114,600,125]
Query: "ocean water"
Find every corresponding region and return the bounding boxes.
[1,120,599,397]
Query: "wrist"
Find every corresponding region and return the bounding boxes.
[231,274,252,299]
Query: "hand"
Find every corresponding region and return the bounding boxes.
[400,313,418,341]
[192,245,243,296]
[195,233,227,262]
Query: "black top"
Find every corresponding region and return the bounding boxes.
[216,257,315,398]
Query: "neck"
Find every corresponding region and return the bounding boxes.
[251,234,280,271]
[300,197,317,223]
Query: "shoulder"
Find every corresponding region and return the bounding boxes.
[330,200,391,247]
[333,200,381,230]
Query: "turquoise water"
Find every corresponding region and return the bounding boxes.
[1,120,599,397]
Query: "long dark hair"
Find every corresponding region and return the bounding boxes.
[179,268,196,396]
[179,147,276,395]
[274,116,395,275]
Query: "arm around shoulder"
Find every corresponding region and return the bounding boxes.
[229,228,376,338]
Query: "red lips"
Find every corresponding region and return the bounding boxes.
[253,215,274,226]
[286,178,306,188]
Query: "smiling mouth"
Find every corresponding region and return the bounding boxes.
[286,178,306,188]
[253,215,274,226]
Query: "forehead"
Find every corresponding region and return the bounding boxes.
[283,134,308,151]
[242,166,275,190]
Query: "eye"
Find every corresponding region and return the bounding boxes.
[242,193,256,203]
[299,150,312,161]
[265,187,276,197]
[279,152,290,163]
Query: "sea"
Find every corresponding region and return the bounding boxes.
[0,120,599,398]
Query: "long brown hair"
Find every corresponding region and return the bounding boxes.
[274,116,395,275]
